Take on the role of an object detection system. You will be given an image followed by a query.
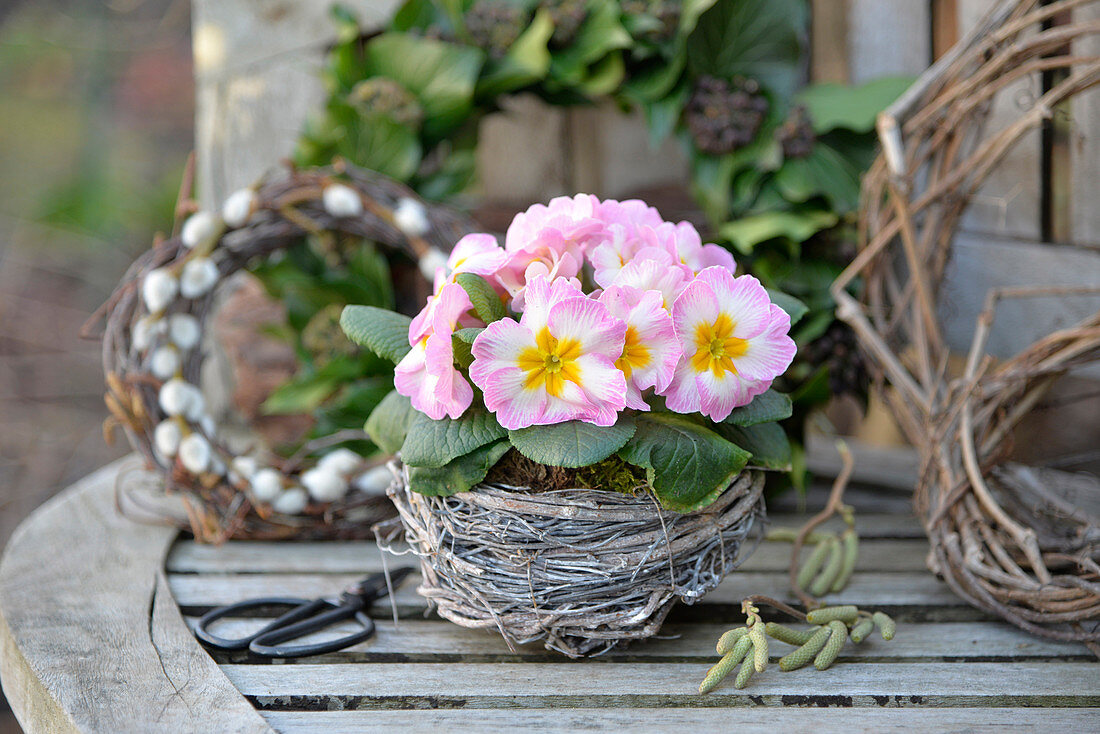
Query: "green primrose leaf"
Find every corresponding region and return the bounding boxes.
[765,288,808,326]
[401,405,507,467]
[508,416,636,468]
[456,272,508,323]
[723,389,793,426]
[618,413,750,512]
[407,439,511,496]
[340,305,412,363]
[715,421,792,471]
[365,390,416,454]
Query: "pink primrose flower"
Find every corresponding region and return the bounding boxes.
[661,267,795,421]
[469,276,626,429]
[598,285,680,410]
[395,282,475,420]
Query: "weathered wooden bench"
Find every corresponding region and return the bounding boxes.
[1,457,1095,732]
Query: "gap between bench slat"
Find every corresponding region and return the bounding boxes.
[258,707,1097,733]
[221,661,1100,707]
[167,538,931,575]
[185,618,1085,661]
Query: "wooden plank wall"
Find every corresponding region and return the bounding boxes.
[814,0,1100,378]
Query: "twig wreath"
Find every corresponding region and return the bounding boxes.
[96,161,474,541]
[835,0,1100,645]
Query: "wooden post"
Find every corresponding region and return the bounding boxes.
[811,0,851,82]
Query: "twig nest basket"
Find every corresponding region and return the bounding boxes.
[835,0,1100,643]
[381,466,765,657]
[98,162,473,541]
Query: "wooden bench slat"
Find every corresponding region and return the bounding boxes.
[169,570,964,611]
[223,661,1100,706]
[260,707,1098,733]
[187,618,1086,661]
[0,459,272,734]
[167,538,932,575]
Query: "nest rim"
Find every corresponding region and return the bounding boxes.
[379,463,766,657]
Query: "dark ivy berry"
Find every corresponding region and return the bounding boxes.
[804,320,871,399]
[541,0,588,47]
[465,0,529,59]
[685,75,770,155]
[777,105,817,159]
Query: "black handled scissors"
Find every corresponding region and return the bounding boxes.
[194,567,414,658]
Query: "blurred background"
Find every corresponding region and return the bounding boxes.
[1,0,1097,729]
[0,0,191,544]
[0,5,191,727]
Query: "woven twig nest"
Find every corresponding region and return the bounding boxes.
[835,0,1100,643]
[98,162,474,542]
[379,465,765,657]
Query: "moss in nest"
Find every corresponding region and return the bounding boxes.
[574,455,649,496]
[485,450,648,495]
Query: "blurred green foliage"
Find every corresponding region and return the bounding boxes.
[282,1,912,482]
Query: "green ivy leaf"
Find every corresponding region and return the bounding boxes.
[618,413,749,512]
[261,357,368,415]
[407,439,510,496]
[476,7,554,98]
[680,0,719,36]
[773,141,863,213]
[642,82,689,149]
[508,416,636,468]
[690,153,737,224]
[261,375,341,415]
[365,390,416,454]
[550,0,631,86]
[363,34,485,139]
[686,0,807,100]
[401,406,507,467]
[715,421,792,471]
[620,53,685,103]
[336,109,423,181]
[719,210,838,254]
[766,288,809,326]
[723,389,793,427]
[455,272,508,323]
[796,76,914,134]
[340,305,413,363]
[576,51,625,97]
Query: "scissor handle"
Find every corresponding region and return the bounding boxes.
[194,597,329,651]
[248,604,376,658]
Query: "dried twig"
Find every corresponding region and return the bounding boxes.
[834,0,1100,644]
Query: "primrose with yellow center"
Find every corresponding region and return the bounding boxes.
[665,267,797,422]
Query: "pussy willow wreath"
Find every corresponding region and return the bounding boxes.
[98,162,473,541]
[835,0,1100,645]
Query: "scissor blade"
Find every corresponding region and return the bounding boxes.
[355,566,415,603]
